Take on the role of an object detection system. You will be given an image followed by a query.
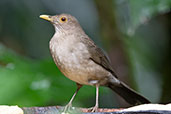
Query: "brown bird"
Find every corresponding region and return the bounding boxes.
[40,14,150,112]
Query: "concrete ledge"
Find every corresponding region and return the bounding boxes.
[1,104,171,114]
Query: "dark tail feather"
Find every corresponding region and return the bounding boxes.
[108,81,150,105]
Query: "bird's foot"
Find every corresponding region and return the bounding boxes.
[88,106,98,112]
[63,103,73,113]
[62,104,81,114]
[91,106,98,112]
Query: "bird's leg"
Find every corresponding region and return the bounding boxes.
[91,84,99,112]
[63,83,82,112]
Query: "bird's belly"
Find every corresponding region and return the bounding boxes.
[62,66,91,85]
[54,56,91,85]
[56,56,110,85]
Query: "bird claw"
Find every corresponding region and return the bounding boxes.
[91,106,98,112]
[63,103,73,113]
[88,106,98,112]
[62,104,81,114]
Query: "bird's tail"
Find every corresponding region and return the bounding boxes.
[108,81,150,105]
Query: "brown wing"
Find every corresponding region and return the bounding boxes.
[82,37,118,78]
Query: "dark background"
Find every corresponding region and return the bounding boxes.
[0,0,171,108]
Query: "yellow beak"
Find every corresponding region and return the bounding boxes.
[39,15,52,21]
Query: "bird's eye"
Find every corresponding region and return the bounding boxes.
[60,16,67,23]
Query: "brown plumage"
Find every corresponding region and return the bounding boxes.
[40,14,150,112]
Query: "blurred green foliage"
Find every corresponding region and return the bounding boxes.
[129,0,171,35]
[116,0,171,35]
[115,0,171,102]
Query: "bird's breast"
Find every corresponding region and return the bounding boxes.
[49,38,92,85]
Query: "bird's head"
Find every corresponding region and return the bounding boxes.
[40,14,83,34]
